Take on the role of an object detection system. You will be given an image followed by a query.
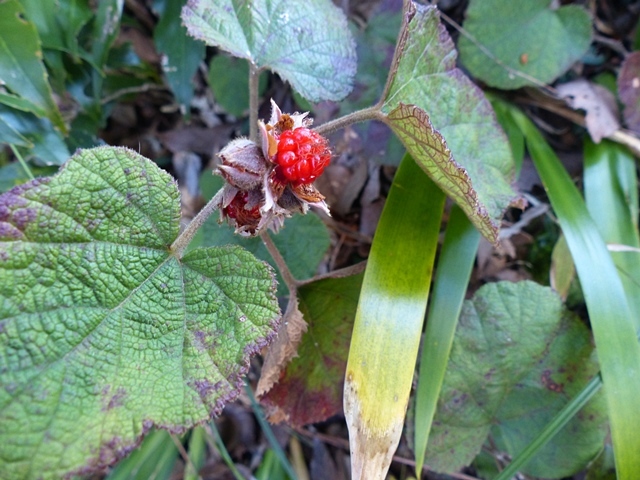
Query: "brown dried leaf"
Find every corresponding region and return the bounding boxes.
[256,298,308,398]
[557,79,620,142]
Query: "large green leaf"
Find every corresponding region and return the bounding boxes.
[181,0,356,102]
[426,281,607,477]
[380,3,519,242]
[0,147,280,479]
[0,0,66,133]
[153,0,206,116]
[260,273,362,427]
[458,0,592,89]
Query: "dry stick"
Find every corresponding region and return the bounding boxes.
[170,433,201,479]
[518,97,640,158]
[260,230,298,292]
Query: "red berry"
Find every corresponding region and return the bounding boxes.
[274,127,330,185]
[223,192,260,228]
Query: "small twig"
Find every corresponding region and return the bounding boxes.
[10,145,34,181]
[100,83,167,105]
[171,189,224,257]
[297,261,367,286]
[170,433,201,479]
[314,106,384,137]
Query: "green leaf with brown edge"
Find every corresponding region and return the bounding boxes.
[458,0,592,90]
[181,0,356,102]
[0,0,67,133]
[426,281,607,477]
[0,146,280,480]
[380,2,520,242]
[259,273,362,427]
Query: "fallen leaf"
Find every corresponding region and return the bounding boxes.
[557,79,620,142]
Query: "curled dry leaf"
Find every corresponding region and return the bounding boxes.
[256,298,308,402]
[557,79,620,142]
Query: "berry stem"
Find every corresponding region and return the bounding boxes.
[249,62,261,142]
[313,106,385,136]
[260,231,299,292]
[170,188,224,258]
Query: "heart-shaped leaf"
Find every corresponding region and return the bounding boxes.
[426,281,607,477]
[458,0,592,89]
[181,0,356,102]
[380,3,520,242]
[0,147,280,479]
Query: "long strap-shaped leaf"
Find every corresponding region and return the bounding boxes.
[344,154,445,480]
[413,205,480,474]
[511,108,640,479]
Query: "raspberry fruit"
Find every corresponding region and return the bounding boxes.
[274,127,331,185]
[223,192,261,231]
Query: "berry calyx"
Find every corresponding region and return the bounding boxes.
[274,127,331,185]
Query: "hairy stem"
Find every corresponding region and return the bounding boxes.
[314,106,384,136]
[249,62,260,142]
[261,231,298,293]
[170,189,223,258]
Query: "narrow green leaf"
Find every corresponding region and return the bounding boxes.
[425,281,606,476]
[182,0,356,102]
[184,427,207,480]
[414,205,480,474]
[0,146,280,479]
[344,154,445,480]
[380,2,519,242]
[153,0,206,116]
[91,0,124,68]
[511,108,640,479]
[458,0,592,89]
[0,0,66,133]
[0,116,32,148]
[584,139,640,331]
[106,430,178,480]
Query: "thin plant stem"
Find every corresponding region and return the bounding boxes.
[249,62,261,142]
[313,106,384,136]
[171,189,224,257]
[10,145,34,181]
[170,433,200,479]
[260,231,298,291]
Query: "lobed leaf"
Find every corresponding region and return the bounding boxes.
[0,147,280,479]
[458,0,592,89]
[426,281,607,477]
[181,0,356,102]
[380,3,519,243]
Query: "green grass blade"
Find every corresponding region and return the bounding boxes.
[344,154,446,479]
[493,375,602,480]
[584,138,640,331]
[246,382,298,480]
[184,427,206,480]
[511,108,640,479]
[414,204,480,474]
[106,429,178,480]
[209,422,247,480]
